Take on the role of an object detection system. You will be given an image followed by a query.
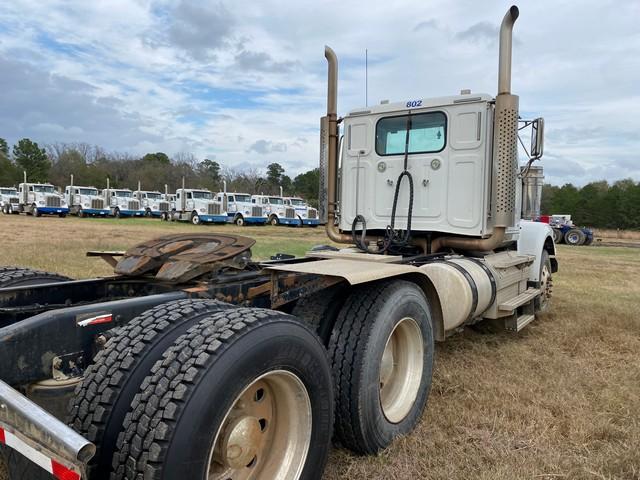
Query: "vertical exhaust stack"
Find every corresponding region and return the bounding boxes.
[22,171,27,204]
[70,174,74,207]
[181,177,186,212]
[493,5,520,228]
[431,6,519,253]
[322,46,358,244]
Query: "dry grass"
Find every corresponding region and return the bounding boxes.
[1,215,639,479]
[593,228,640,241]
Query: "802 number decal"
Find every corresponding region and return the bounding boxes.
[406,100,422,108]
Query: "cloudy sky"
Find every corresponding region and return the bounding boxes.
[0,0,638,185]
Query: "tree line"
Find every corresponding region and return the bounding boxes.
[541,180,640,230]
[0,137,320,207]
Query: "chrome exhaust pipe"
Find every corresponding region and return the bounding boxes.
[431,5,519,253]
[322,46,372,244]
[498,5,519,95]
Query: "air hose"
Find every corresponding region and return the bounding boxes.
[353,113,415,254]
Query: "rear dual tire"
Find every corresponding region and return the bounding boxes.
[69,299,231,479]
[113,308,333,480]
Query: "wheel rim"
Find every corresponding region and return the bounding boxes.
[206,370,312,480]
[237,217,244,226]
[539,262,552,310]
[568,233,578,244]
[379,317,424,423]
[193,215,199,225]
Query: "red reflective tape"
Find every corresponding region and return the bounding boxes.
[51,460,81,480]
[87,314,112,325]
[77,313,112,327]
[0,427,5,444]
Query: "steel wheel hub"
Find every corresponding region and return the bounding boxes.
[207,370,311,480]
[379,317,424,424]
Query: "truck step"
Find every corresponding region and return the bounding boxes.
[505,314,535,332]
[498,288,540,311]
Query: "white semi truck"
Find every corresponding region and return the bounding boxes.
[17,174,69,217]
[0,187,19,214]
[134,190,170,218]
[65,176,109,217]
[101,179,144,218]
[252,194,299,225]
[0,7,559,480]
[284,197,320,226]
[216,188,267,226]
[172,184,227,225]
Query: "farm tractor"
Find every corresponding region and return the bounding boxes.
[0,6,558,480]
[546,215,594,246]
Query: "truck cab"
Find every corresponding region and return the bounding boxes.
[283,197,319,226]
[173,188,226,225]
[134,191,169,217]
[216,192,267,226]
[0,187,19,214]
[252,195,298,226]
[65,186,109,217]
[102,188,144,218]
[18,182,68,217]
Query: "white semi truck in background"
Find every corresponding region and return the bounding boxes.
[101,179,145,218]
[252,194,299,225]
[17,174,68,217]
[0,6,559,480]
[171,182,227,224]
[0,187,19,214]
[134,188,170,217]
[65,176,109,217]
[216,186,267,225]
[284,196,319,226]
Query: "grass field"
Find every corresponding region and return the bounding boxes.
[1,214,639,480]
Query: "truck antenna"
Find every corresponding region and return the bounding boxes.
[365,48,368,107]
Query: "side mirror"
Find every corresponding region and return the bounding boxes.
[530,117,544,159]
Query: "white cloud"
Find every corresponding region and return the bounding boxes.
[0,0,637,184]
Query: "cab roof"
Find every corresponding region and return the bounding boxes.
[347,93,493,117]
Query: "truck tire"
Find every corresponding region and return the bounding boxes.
[328,280,434,455]
[160,211,169,221]
[68,299,230,480]
[292,285,347,345]
[78,208,85,218]
[58,212,66,218]
[33,205,41,217]
[584,235,594,246]
[552,228,563,244]
[535,250,553,313]
[112,308,333,480]
[235,215,245,226]
[269,215,278,226]
[114,207,121,219]
[564,228,585,246]
[0,268,70,288]
[191,211,201,225]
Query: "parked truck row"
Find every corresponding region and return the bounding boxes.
[0,175,319,227]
